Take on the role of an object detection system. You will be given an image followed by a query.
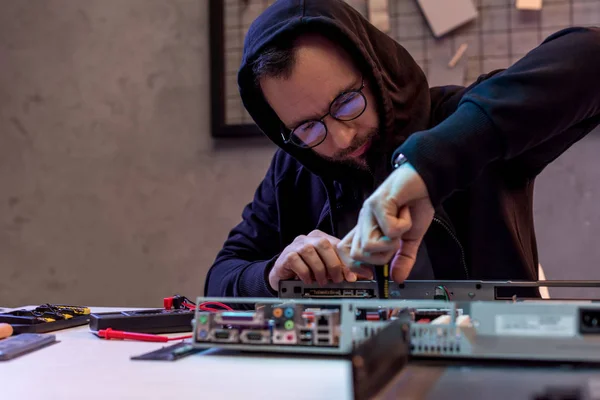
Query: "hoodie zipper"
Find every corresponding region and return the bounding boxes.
[432,216,469,279]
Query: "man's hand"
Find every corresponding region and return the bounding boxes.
[269,230,374,291]
[339,162,434,282]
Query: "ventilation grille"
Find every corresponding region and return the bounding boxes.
[351,322,389,348]
[410,325,463,355]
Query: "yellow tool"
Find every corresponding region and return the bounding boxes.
[0,323,13,339]
[374,263,389,299]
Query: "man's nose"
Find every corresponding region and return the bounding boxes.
[327,118,355,150]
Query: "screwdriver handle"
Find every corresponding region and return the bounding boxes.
[374,264,390,299]
[0,323,13,339]
[98,328,169,342]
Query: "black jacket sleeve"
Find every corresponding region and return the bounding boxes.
[396,27,600,206]
[204,153,282,298]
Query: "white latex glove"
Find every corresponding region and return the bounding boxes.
[338,162,434,282]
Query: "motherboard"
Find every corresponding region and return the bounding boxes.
[192,297,454,355]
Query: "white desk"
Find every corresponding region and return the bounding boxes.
[0,307,354,400]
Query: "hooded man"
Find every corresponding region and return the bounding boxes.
[204,0,600,298]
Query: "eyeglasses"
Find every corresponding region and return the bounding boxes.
[280,77,367,149]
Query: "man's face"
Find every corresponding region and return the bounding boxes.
[260,34,379,169]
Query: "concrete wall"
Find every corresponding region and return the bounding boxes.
[0,0,275,307]
[534,127,600,299]
[1,1,598,307]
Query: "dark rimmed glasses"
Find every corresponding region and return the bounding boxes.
[280,77,367,149]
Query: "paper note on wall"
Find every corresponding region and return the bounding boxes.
[516,0,543,10]
[368,0,390,33]
[417,0,478,38]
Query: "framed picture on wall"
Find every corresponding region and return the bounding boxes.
[209,0,266,138]
[208,0,370,138]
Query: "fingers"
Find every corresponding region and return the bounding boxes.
[283,252,314,284]
[307,229,339,244]
[374,204,412,239]
[278,228,399,287]
[362,250,397,265]
[348,263,374,280]
[351,223,362,259]
[310,237,346,284]
[360,234,399,255]
[284,233,358,285]
[339,226,355,248]
[389,239,422,283]
[297,245,328,285]
[349,207,402,263]
[342,266,358,282]
[346,162,431,262]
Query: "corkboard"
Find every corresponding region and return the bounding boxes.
[209,0,599,137]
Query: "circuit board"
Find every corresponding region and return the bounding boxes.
[278,279,600,300]
[191,297,461,355]
[192,296,600,363]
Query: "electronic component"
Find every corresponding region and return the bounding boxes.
[409,301,600,363]
[0,333,57,361]
[279,280,377,299]
[191,296,600,363]
[191,297,453,355]
[279,279,600,301]
[89,309,194,334]
[0,304,91,334]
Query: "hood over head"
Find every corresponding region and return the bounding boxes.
[237,0,431,186]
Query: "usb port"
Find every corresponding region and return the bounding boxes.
[580,309,600,334]
[299,329,313,340]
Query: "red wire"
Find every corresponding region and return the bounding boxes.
[179,301,232,312]
[98,328,192,342]
[168,334,192,341]
[99,299,233,343]
[196,301,233,311]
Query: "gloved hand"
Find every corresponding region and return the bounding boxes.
[338,161,434,282]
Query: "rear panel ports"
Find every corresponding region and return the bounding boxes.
[580,309,600,334]
[240,330,270,344]
[211,328,239,343]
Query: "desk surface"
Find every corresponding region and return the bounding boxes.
[0,307,354,400]
[4,306,600,400]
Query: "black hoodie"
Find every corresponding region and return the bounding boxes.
[205,0,600,298]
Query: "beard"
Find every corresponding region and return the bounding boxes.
[322,127,379,171]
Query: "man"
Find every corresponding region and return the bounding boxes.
[204,0,600,298]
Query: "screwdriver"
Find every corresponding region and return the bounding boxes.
[374,263,390,299]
